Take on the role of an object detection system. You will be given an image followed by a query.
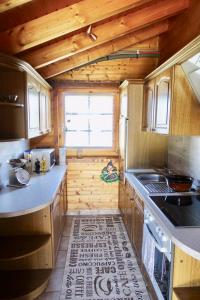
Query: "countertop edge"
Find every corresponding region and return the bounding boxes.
[0,165,67,218]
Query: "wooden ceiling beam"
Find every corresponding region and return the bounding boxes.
[20,0,189,69]
[0,0,31,13]
[39,21,169,79]
[0,1,82,32]
[0,0,152,54]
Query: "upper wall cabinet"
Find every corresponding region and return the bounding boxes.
[0,54,52,140]
[143,66,200,135]
[27,75,51,139]
[142,78,155,131]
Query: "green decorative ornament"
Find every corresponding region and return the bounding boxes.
[100,160,119,183]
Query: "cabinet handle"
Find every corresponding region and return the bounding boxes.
[130,198,134,202]
[151,128,156,132]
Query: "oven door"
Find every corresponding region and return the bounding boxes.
[142,223,172,300]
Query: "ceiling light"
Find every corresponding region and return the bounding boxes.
[86,25,97,41]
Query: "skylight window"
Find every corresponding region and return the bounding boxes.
[182,51,200,103]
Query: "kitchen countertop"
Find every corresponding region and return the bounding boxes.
[0,165,67,218]
[125,169,200,260]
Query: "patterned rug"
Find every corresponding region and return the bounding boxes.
[60,216,150,300]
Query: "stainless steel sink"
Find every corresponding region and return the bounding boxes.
[135,173,166,183]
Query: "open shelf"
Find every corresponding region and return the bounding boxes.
[174,287,200,300]
[0,235,51,261]
[0,102,24,107]
[0,269,51,299]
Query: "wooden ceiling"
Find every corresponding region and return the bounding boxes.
[0,0,191,83]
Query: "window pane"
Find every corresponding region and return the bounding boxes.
[90,95,113,114]
[65,93,114,148]
[65,95,89,114]
[90,115,113,131]
[65,132,89,147]
[90,132,113,147]
[66,115,89,131]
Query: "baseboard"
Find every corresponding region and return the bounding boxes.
[66,208,120,216]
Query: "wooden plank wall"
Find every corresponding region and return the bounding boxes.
[67,157,119,212]
[159,0,200,64]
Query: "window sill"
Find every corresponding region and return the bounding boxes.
[66,148,119,157]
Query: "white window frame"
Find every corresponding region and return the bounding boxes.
[64,92,115,149]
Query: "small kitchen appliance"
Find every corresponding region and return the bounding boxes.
[31,148,55,172]
[8,164,31,188]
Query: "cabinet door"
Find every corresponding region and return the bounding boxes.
[119,181,124,214]
[40,91,47,134]
[154,75,171,134]
[27,77,41,138]
[46,91,51,132]
[132,196,144,259]
[142,80,155,131]
[40,88,51,134]
[60,182,65,231]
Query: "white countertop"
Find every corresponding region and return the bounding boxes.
[125,169,200,260]
[0,165,67,218]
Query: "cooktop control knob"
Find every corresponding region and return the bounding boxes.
[149,215,154,222]
[161,234,168,242]
[156,226,161,233]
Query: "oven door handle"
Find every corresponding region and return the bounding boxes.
[145,224,167,253]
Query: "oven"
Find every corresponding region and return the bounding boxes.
[142,207,174,300]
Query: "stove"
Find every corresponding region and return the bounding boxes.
[149,195,200,227]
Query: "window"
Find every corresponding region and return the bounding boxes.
[64,93,114,148]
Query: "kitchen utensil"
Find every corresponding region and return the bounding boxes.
[165,174,193,192]
[9,159,27,168]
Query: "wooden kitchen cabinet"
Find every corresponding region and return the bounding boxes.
[0,207,52,300]
[131,194,144,259]
[51,178,66,259]
[119,178,144,260]
[143,69,171,134]
[143,65,200,135]
[0,53,52,140]
[172,246,200,300]
[40,85,51,135]
[125,181,135,239]
[27,75,41,138]
[154,70,171,134]
[142,79,155,131]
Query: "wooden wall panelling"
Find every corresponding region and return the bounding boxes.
[0,0,32,13]
[54,57,158,83]
[67,157,119,212]
[0,0,152,54]
[170,65,200,135]
[159,0,200,64]
[172,246,200,300]
[39,22,170,79]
